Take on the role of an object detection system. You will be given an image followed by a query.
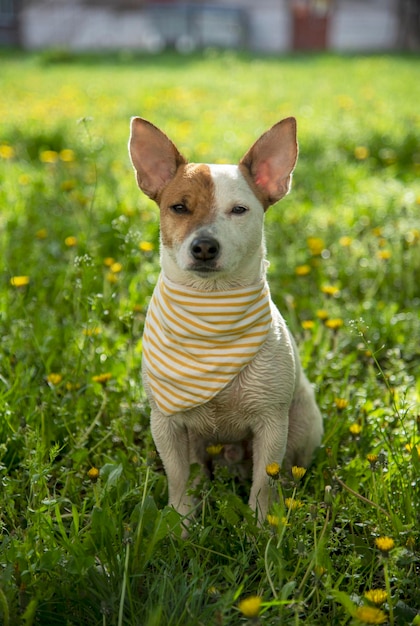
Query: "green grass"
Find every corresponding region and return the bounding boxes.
[0,50,419,625]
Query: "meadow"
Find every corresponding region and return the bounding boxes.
[0,49,419,625]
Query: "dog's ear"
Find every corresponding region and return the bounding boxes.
[129,118,187,201]
[239,117,298,208]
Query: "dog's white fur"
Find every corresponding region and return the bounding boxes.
[129,117,323,524]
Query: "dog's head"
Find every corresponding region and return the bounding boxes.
[129,118,298,286]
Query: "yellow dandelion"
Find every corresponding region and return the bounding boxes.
[266,462,280,479]
[206,443,223,456]
[59,148,76,162]
[83,327,101,337]
[364,589,388,606]
[372,227,383,237]
[339,235,353,247]
[313,565,327,578]
[36,228,48,239]
[65,382,81,392]
[377,250,392,260]
[375,536,395,554]
[337,95,354,110]
[0,144,15,159]
[196,142,210,154]
[366,453,379,465]
[316,309,329,320]
[354,146,370,160]
[321,285,340,297]
[307,236,325,256]
[266,514,280,527]
[301,320,315,330]
[39,150,59,164]
[295,264,311,276]
[60,179,77,192]
[106,272,118,284]
[10,275,30,287]
[267,514,289,527]
[47,373,63,385]
[207,586,219,598]
[139,241,155,252]
[92,372,112,385]
[334,398,348,410]
[71,191,88,206]
[349,423,362,437]
[325,318,344,330]
[291,466,307,482]
[123,206,135,217]
[103,257,115,267]
[349,423,362,436]
[110,262,123,274]
[87,467,100,481]
[64,236,77,247]
[284,497,303,510]
[18,174,31,185]
[354,606,387,624]
[238,595,262,619]
[405,443,420,457]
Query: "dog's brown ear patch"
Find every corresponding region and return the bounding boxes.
[239,117,298,209]
[129,118,187,201]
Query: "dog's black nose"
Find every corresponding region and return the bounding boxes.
[190,236,220,261]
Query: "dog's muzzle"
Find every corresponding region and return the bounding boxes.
[190,235,220,264]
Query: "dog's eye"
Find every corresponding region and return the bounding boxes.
[170,203,189,215]
[231,205,248,215]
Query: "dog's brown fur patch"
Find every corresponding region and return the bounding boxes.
[159,163,217,247]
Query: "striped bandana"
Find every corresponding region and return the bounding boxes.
[142,274,273,415]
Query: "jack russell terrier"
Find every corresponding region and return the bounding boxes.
[129,117,323,526]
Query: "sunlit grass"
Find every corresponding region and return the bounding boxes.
[0,50,419,625]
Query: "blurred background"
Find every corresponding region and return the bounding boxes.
[1,0,419,54]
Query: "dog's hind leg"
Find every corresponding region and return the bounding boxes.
[285,372,323,469]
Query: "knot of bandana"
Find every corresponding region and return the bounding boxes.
[142,275,272,415]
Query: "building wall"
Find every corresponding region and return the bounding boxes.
[331,0,398,50]
[19,0,399,53]
[20,3,160,50]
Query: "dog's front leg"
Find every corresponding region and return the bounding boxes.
[150,413,192,518]
[249,408,289,522]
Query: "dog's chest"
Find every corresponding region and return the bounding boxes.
[141,275,273,416]
[187,331,294,435]
[143,310,297,442]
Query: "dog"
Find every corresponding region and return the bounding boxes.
[129,116,323,526]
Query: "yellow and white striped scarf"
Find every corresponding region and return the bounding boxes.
[142,275,272,415]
